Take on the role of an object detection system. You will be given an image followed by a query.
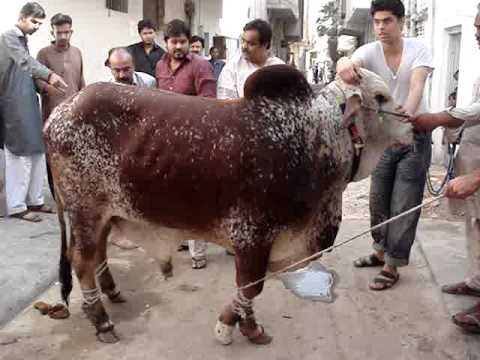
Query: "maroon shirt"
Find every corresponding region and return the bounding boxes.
[156,53,216,98]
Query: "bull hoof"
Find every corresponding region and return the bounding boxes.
[108,291,127,304]
[214,320,234,345]
[97,329,119,344]
[241,324,273,345]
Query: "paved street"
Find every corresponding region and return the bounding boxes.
[0,211,479,359]
[0,164,479,359]
[0,214,58,327]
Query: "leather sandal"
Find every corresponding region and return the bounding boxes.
[369,270,400,291]
[452,303,480,333]
[11,210,42,222]
[441,282,480,297]
[353,253,385,268]
[192,257,207,269]
[28,204,55,213]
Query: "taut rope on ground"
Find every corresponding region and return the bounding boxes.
[238,194,446,291]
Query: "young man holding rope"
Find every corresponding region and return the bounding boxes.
[411,6,480,330]
[336,0,434,291]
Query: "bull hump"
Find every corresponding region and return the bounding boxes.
[243,65,313,102]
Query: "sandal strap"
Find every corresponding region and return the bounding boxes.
[353,254,384,267]
[378,270,398,280]
[442,282,480,296]
[370,271,399,290]
[11,210,42,222]
[465,314,480,327]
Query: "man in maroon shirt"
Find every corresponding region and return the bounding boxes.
[156,19,216,269]
[156,19,215,97]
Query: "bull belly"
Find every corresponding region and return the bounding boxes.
[113,219,234,259]
[268,229,309,272]
[113,218,307,272]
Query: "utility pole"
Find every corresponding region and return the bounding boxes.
[326,0,341,81]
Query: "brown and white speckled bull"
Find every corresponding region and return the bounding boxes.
[44,65,413,345]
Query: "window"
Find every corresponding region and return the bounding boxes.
[415,20,425,38]
[106,0,128,13]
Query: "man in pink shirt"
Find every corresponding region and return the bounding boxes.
[156,19,216,269]
[156,19,215,97]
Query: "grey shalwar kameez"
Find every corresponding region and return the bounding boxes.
[0,26,51,215]
[447,77,480,291]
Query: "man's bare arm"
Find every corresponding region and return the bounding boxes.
[401,66,432,115]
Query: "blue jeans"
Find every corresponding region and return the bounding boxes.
[370,135,431,267]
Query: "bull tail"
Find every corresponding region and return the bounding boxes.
[57,193,73,305]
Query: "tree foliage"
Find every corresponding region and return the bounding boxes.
[316,1,338,37]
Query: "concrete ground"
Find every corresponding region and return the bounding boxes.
[0,214,58,327]
[1,217,479,360]
[0,160,479,359]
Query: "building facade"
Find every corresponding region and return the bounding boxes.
[339,0,480,165]
[1,0,145,83]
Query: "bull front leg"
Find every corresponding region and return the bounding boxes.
[215,218,274,345]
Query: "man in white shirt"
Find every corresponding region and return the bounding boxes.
[106,47,156,88]
[218,19,284,100]
[337,0,434,290]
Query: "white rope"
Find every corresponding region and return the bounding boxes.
[232,291,254,319]
[238,194,446,291]
[95,260,108,278]
[82,287,102,306]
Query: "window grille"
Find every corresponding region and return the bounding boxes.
[415,20,425,38]
[106,0,128,13]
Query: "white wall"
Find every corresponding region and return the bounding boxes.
[220,0,250,38]
[191,0,222,55]
[1,0,144,84]
[164,0,186,23]
[428,0,479,163]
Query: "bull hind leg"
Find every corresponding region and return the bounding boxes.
[97,220,126,303]
[70,212,119,343]
[215,218,274,345]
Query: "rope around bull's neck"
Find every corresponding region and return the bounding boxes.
[237,193,446,291]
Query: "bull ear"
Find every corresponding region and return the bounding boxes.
[342,95,362,127]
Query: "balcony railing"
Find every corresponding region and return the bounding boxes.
[267,0,299,20]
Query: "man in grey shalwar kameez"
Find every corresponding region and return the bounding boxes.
[410,4,480,333]
[0,2,67,222]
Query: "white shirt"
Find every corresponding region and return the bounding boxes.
[447,77,480,128]
[110,71,156,88]
[352,38,434,114]
[447,76,480,217]
[217,52,284,99]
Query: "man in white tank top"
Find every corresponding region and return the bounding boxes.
[336,0,434,291]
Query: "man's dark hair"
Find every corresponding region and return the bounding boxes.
[209,46,218,54]
[191,35,205,49]
[137,19,157,33]
[50,13,72,27]
[370,0,405,19]
[164,19,191,42]
[19,2,46,19]
[243,19,272,49]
